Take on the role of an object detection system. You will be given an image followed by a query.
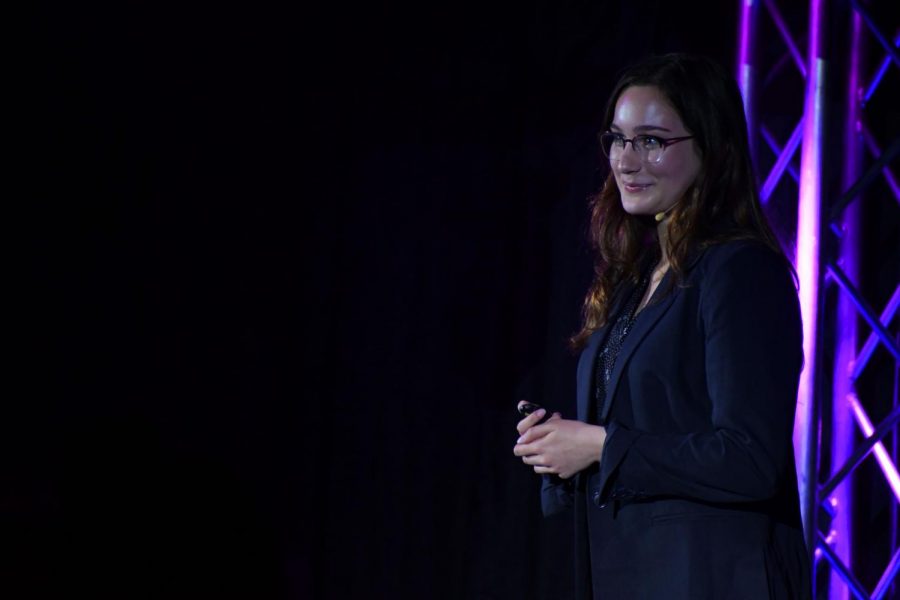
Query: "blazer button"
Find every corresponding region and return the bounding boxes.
[592,491,605,508]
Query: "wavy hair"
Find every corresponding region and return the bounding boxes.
[570,53,787,350]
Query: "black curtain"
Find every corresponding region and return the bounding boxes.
[19,2,744,598]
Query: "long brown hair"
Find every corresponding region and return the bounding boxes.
[571,53,787,350]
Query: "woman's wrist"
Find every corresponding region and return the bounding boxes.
[591,424,607,461]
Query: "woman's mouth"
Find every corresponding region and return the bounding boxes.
[624,183,652,193]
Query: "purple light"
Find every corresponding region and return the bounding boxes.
[737,0,758,161]
[793,0,824,548]
[763,0,808,77]
[738,0,755,109]
[848,394,900,503]
[761,125,800,183]
[830,11,864,599]
[871,547,900,600]
[761,119,804,203]
[851,283,900,381]
[863,32,900,104]
[862,124,900,204]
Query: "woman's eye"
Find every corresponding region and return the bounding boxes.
[638,136,662,150]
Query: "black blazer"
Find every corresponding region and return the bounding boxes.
[542,240,811,599]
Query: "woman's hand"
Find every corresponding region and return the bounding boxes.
[515,400,548,437]
[513,410,607,479]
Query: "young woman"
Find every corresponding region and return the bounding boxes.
[514,54,810,599]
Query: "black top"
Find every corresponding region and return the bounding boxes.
[592,263,653,426]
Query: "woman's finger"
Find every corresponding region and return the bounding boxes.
[521,454,546,466]
[519,419,559,444]
[513,440,538,457]
[516,408,546,435]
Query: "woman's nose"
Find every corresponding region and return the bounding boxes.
[616,145,642,172]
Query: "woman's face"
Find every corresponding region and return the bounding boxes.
[608,85,702,217]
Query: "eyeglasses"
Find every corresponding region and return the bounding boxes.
[598,132,695,164]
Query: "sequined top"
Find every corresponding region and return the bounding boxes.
[593,263,654,425]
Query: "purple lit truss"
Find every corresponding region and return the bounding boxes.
[738,0,899,598]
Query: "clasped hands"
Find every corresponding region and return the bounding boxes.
[513,401,607,479]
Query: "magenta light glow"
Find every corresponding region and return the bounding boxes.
[738,0,755,110]
[793,0,825,544]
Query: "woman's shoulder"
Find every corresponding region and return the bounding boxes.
[694,238,791,276]
[692,238,798,302]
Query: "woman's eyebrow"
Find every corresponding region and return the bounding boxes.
[609,123,673,133]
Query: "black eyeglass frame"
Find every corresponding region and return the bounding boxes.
[598,132,695,164]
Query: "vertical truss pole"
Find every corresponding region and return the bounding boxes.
[795,0,826,562]
[891,371,899,600]
[738,0,760,163]
[828,9,864,600]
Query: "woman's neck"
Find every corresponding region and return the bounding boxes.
[656,219,671,266]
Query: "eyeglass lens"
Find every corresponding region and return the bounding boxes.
[601,134,663,164]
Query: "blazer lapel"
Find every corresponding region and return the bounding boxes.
[576,328,605,422]
[583,245,705,424]
[575,282,635,422]
[599,270,678,423]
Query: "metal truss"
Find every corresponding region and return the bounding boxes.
[738,0,899,598]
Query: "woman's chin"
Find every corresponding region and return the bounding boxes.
[620,203,655,217]
[621,196,673,219]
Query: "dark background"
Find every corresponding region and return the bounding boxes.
[15,1,897,598]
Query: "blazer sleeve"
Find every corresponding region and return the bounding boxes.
[595,243,803,504]
[541,474,574,516]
